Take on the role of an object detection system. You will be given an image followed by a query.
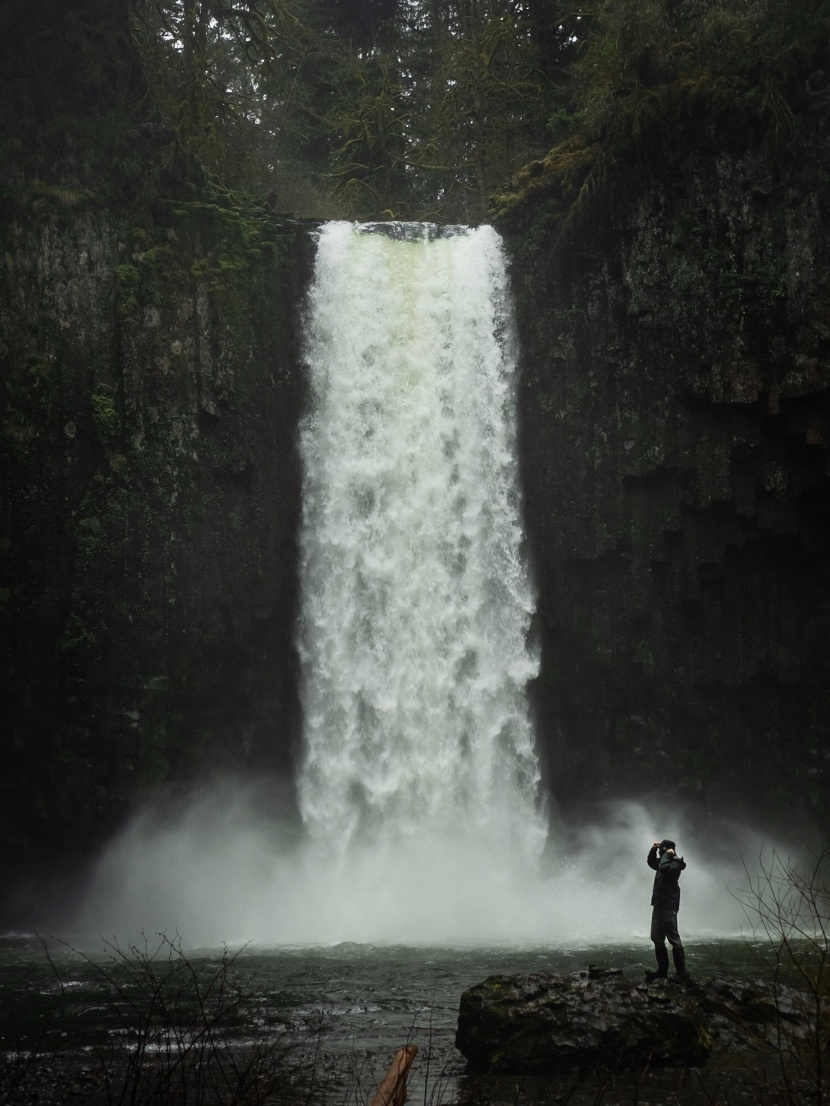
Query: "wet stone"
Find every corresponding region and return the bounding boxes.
[455,968,807,1073]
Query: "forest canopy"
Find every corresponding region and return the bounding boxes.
[123,0,577,222]
[5,0,830,224]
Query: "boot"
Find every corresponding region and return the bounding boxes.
[645,943,669,981]
[671,945,690,983]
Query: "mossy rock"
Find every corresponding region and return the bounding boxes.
[455,969,803,1072]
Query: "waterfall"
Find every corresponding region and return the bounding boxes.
[74,226,772,947]
[298,221,545,871]
[75,221,555,947]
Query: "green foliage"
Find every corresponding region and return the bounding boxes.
[17,0,825,224]
[123,0,575,221]
[128,0,332,207]
[91,385,120,443]
[494,0,830,232]
[412,9,555,220]
[24,182,98,216]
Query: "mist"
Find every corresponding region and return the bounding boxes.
[68,782,783,949]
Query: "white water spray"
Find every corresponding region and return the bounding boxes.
[297,221,544,866]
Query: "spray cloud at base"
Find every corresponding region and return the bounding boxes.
[74,787,780,947]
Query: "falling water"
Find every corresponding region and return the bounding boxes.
[298,221,546,873]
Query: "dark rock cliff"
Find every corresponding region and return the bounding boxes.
[0,157,313,899]
[512,78,830,833]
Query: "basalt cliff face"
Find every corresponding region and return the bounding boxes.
[512,79,830,832]
[1,139,313,895]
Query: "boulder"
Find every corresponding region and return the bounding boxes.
[455,968,806,1073]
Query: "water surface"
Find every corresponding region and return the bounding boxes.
[0,936,772,1103]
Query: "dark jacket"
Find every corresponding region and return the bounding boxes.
[647,845,686,910]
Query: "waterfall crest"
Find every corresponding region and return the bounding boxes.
[298,222,545,867]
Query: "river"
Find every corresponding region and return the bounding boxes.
[0,935,772,1105]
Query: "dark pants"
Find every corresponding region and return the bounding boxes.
[650,907,684,976]
[650,906,683,949]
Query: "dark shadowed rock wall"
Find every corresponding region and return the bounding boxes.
[0,171,313,896]
[511,81,830,833]
[0,1,315,911]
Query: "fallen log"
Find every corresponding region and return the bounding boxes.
[370,1045,418,1106]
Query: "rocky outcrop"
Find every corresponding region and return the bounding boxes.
[456,969,806,1072]
[513,73,830,832]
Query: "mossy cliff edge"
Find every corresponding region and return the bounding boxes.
[509,72,830,832]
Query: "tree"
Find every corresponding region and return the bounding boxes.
[308,0,577,220]
[492,0,830,230]
[2,0,142,121]
[2,0,582,219]
[736,847,830,1106]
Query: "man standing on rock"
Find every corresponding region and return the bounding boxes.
[646,839,689,983]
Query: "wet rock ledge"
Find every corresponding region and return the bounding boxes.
[455,968,806,1072]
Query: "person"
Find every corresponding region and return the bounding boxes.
[646,838,689,982]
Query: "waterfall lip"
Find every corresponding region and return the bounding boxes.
[356,221,473,241]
